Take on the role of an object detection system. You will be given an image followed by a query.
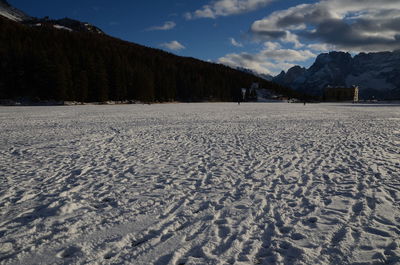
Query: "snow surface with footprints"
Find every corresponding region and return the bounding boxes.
[0,103,399,265]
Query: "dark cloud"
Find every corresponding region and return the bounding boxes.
[250,0,400,52]
[384,18,400,31]
[276,6,333,28]
[252,30,287,39]
[301,18,400,51]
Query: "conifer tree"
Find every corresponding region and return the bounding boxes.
[0,16,303,103]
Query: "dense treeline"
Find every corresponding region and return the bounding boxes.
[0,17,300,102]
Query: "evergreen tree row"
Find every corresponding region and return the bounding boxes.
[0,17,302,103]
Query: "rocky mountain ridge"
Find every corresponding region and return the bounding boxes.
[274,51,400,100]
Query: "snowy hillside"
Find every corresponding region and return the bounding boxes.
[0,0,30,21]
[0,0,103,34]
[1,103,399,265]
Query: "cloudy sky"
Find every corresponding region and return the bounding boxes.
[11,0,400,75]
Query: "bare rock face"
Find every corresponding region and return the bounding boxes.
[274,66,306,88]
[273,51,400,100]
[348,51,400,99]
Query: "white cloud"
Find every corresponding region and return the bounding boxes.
[250,0,400,52]
[160,41,186,51]
[263,41,281,50]
[261,42,316,62]
[219,52,296,75]
[218,41,316,75]
[262,49,315,62]
[147,21,176,31]
[307,43,335,52]
[230,37,243,47]
[281,31,303,48]
[186,0,275,19]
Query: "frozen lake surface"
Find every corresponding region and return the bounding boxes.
[1,103,399,265]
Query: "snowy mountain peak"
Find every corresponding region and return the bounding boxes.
[0,1,103,34]
[0,0,31,21]
[30,17,105,34]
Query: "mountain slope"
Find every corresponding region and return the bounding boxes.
[274,51,400,100]
[0,16,299,103]
[0,0,102,33]
[23,17,104,34]
[0,1,304,103]
[236,67,273,81]
[0,0,30,21]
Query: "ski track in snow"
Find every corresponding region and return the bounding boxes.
[0,103,399,265]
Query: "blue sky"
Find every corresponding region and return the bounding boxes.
[10,0,400,75]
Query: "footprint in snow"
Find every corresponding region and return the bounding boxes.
[291,233,305,240]
[104,252,116,260]
[57,246,82,259]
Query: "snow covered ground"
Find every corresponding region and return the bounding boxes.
[0,103,399,265]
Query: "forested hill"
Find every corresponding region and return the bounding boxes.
[0,16,298,103]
